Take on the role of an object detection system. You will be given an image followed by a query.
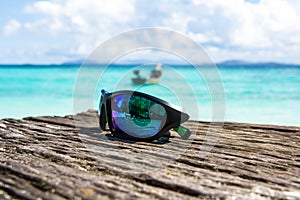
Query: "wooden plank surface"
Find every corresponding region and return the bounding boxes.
[0,110,299,199]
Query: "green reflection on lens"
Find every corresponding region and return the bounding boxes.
[128,95,165,127]
[112,93,167,138]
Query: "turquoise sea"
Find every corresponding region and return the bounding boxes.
[0,64,300,126]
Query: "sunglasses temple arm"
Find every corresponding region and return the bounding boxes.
[173,126,191,140]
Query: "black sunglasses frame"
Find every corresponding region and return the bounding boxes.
[99,89,190,141]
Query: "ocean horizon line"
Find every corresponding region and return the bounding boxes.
[0,60,300,68]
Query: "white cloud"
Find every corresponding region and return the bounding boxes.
[2,0,300,63]
[2,19,21,36]
[24,1,63,15]
[163,13,195,33]
[229,0,299,48]
[186,0,300,49]
[22,0,136,56]
[187,32,222,44]
[24,0,135,34]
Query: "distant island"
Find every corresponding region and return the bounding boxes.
[216,60,300,67]
[61,59,300,67]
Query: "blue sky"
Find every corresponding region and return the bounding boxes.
[0,0,299,64]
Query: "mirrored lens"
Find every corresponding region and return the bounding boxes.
[111,94,167,138]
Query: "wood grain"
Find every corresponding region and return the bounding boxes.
[0,110,299,199]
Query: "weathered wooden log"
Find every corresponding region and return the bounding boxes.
[0,110,299,199]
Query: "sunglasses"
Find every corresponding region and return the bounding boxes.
[99,89,191,141]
